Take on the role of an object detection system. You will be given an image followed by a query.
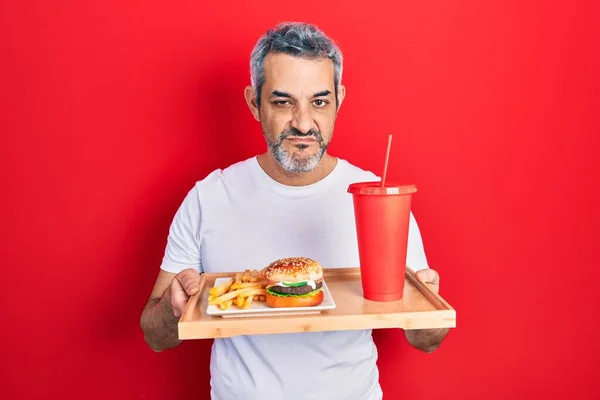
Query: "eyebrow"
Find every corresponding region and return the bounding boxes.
[313,90,332,97]
[270,90,332,98]
[271,90,292,98]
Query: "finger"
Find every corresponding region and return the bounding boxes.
[170,278,189,318]
[416,269,439,286]
[176,269,201,296]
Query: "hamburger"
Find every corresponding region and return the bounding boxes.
[262,257,324,308]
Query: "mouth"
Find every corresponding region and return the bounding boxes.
[286,137,317,143]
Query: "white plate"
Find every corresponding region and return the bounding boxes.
[206,279,336,318]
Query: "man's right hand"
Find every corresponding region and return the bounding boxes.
[168,268,202,317]
[140,268,202,351]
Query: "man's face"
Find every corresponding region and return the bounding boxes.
[252,53,344,173]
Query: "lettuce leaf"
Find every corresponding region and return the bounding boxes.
[266,287,322,298]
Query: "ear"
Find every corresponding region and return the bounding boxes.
[336,84,346,111]
[244,86,260,121]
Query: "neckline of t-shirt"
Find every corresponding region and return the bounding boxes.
[249,155,348,196]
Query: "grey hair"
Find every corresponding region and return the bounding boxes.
[250,22,343,107]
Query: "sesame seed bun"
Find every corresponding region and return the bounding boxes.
[262,257,323,283]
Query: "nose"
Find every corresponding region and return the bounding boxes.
[290,105,315,135]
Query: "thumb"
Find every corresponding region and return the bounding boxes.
[176,269,201,296]
[415,269,440,294]
[416,269,436,283]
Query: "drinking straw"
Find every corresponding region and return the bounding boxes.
[381,134,392,187]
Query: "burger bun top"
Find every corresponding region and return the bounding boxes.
[262,257,323,283]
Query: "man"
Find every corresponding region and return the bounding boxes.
[140,22,448,400]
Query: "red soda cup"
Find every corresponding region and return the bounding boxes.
[348,182,417,301]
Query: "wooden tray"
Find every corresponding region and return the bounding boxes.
[178,267,456,340]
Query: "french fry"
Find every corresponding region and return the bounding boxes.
[231,282,263,290]
[237,295,246,308]
[236,288,266,298]
[209,287,257,305]
[241,295,254,309]
[249,276,268,283]
[242,269,253,283]
[219,300,233,310]
[209,278,234,297]
[208,270,269,309]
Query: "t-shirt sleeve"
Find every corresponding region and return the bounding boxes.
[159,185,203,274]
[406,211,430,272]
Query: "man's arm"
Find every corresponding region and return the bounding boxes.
[404,268,449,353]
[140,269,201,352]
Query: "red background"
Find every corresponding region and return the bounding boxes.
[1,1,599,399]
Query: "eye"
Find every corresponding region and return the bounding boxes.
[312,99,329,108]
[272,100,291,107]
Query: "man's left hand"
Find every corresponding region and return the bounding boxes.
[404,268,449,353]
[415,268,440,294]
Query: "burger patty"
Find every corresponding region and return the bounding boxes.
[269,281,323,295]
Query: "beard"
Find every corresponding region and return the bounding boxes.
[265,127,329,173]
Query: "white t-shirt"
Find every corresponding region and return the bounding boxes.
[160,156,430,400]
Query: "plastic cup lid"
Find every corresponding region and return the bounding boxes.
[348,182,417,195]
